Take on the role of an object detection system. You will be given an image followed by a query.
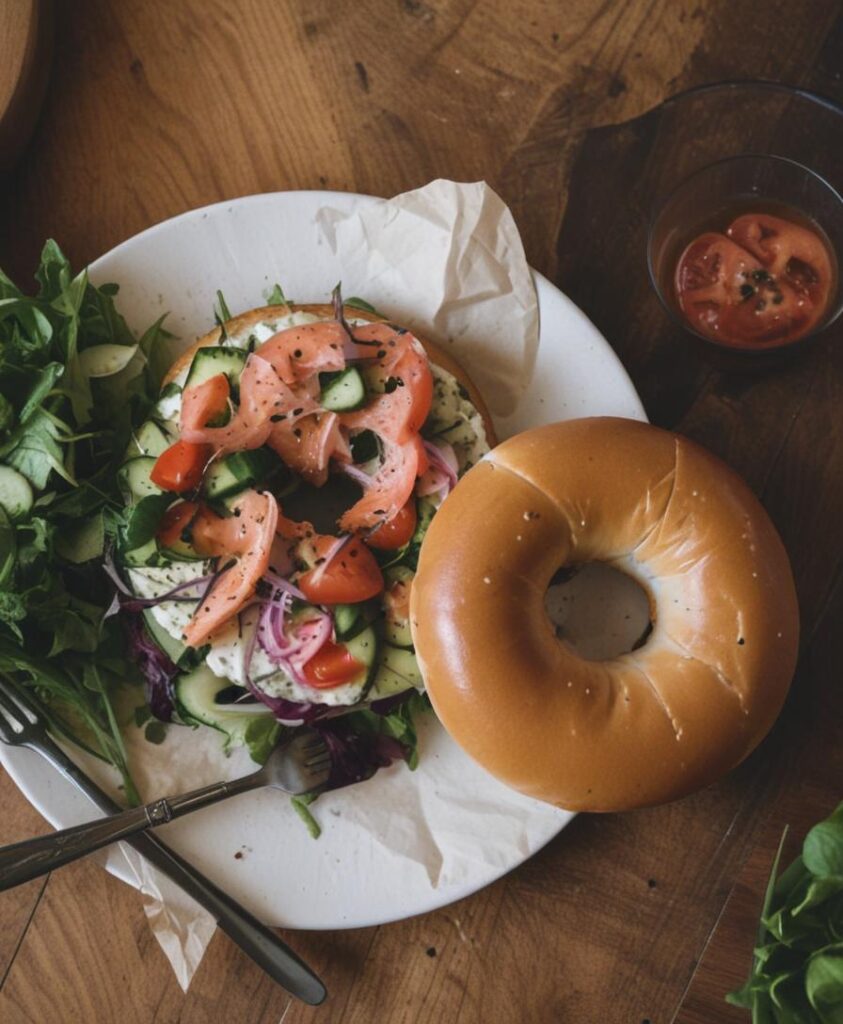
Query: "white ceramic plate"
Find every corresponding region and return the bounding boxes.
[0,192,646,929]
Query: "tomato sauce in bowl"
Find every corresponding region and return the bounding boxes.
[648,156,843,361]
[674,209,837,348]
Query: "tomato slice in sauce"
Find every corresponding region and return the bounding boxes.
[675,213,835,347]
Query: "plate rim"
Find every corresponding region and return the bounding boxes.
[0,188,646,928]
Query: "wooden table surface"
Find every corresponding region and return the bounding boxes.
[1,2,842,1022]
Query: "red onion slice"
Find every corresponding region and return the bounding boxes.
[339,461,374,488]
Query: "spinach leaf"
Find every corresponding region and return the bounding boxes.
[122,493,172,549]
[728,802,843,1022]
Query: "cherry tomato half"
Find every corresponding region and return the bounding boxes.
[156,501,199,548]
[303,640,365,688]
[365,500,417,550]
[150,440,211,493]
[298,537,384,604]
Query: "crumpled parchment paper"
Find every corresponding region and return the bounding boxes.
[100,179,554,990]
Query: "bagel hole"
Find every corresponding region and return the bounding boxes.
[545,563,652,661]
[279,475,363,533]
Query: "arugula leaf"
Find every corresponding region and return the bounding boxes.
[244,715,281,764]
[345,296,382,315]
[290,792,322,839]
[266,283,290,307]
[2,408,73,489]
[215,289,233,323]
[0,508,16,586]
[20,362,64,422]
[0,240,168,806]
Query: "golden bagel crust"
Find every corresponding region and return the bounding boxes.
[163,303,496,445]
[410,417,799,812]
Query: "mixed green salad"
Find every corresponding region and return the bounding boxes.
[0,243,489,834]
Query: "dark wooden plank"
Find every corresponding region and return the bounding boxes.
[676,565,843,1023]
[0,770,51,986]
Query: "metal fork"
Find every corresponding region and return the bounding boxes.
[0,682,328,1005]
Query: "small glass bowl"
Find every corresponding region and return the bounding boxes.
[647,153,843,361]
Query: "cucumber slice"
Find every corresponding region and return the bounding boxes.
[344,625,379,693]
[382,645,422,686]
[120,538,161,567]
[368,665,414,701]
[125,420,171,460]
[175,666,275,749]
[320,367,366,411]
[142,609,187,665]
[334,599,379,642]
[333,603,360,640]
[0,466,33,521]
[185,346,247,391]
[79,343,138,378]
[368,645,423,701]
[160,537,205,562]
[118,457,163,504]
[203,448,276,500]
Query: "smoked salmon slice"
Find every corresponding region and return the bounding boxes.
[182,490,278,648]
[341,327,433,445]
[258,321,347,384]
[267,411,350,487]
[180,355,320,456]
[339,434,426,532]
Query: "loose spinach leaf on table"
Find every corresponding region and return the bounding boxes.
[0,241,173,803]
[727,801,843,1023]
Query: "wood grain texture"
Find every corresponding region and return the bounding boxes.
[0,0,52,173]
[0,1,842,1022]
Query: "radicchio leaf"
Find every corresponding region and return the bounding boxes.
[123,612,178,722]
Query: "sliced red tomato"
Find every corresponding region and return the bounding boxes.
[366,500,417,550]
[150,441,211,493]
[728,213,832,286]
[298,536,384,604]
[302,641,364,688]
[157,501,199,548]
